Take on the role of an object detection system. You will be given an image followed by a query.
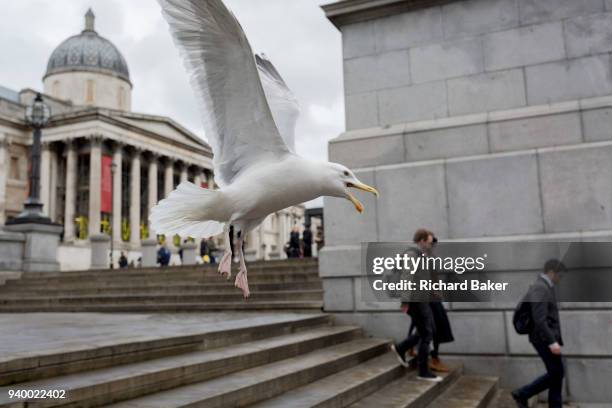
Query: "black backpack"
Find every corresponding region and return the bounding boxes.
[513,297,533,335]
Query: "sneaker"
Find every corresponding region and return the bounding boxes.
[510,391,528,408]
[429,357,450,373]
[417,371,443,382]
[390,344,409,368]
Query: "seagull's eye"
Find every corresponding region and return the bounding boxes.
[343,171,349,176]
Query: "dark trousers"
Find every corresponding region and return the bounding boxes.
[396,302,434,376]
[514,342,564,408]
[408,321,440,358]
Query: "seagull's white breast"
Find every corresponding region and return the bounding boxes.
[222,155,326,221]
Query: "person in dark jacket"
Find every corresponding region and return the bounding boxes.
[302,224,313,258]
[288,226,300,258]
[157,243,171,267]
[512,259,565,408]
[118,252,128,269]
[391,228,441,382]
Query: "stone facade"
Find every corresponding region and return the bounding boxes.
[0,11,307,270]
[44,71,132,111]
[322,0,612,402]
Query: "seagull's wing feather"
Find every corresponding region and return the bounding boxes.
[256,54,300,153]
[158,0,291,187]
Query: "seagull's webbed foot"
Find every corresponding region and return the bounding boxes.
[218,251,232,280]
[235,265,250,300]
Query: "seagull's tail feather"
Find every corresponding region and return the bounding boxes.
[149,182,225,238]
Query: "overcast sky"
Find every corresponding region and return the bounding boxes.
[0,1,345,200]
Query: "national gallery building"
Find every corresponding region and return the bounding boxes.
[0,11,306,270]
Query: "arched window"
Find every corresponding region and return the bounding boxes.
[85,79,95,103]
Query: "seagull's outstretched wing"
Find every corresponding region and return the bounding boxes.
[158,0,291,187]
[256,54,300,153]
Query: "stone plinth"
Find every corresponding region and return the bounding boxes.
[180,242,197,266]
[4,223,62,272]
[323,0,612,401]
[89,234,110,269]
[0,230,25,271]
[141,238,158,267]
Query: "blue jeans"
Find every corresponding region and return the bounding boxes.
[514,342,564,408]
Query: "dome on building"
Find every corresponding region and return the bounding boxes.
[44,9,130,83]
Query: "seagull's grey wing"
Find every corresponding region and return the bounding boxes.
[256,54,300,153]
[158,0,291,187]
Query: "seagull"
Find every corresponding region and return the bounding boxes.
[151,0,379,299]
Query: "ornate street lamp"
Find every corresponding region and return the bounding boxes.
[110,162,117,268]
[7,93,52,224]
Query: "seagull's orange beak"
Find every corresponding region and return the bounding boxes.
[345,181,379,213]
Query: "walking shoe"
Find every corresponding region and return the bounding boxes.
[429,357,450,372]
[417,371,443,382]
[390,344,409,368]
[510,391,528,408]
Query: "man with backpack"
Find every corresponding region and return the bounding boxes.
[512,259,566,408]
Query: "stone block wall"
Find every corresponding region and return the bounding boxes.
[323,0,612,402]
[340,0,612,130]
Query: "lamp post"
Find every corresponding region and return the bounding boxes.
[8,93,52,224]
[110,162,117,269]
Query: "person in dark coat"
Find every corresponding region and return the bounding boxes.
[288,226,300,258]
[200,239,208,258]
[118,252,128,269]
[512,259,565,408]
[391,228,441,382]
[302,224,313,258]
[402,231,454,373]
[157,243,171,267]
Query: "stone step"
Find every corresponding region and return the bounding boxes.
[4,272,320,287]
[0,290,323,304]
[0,300,324,313]
[103,337,391,408]
[487,390,538,408]
[250,352,404,408]
[21,260,319,279]
[0,314,331,386]
[0,325,360,408]
[0,282,322,297]
[347,362,462,408]
[430,375,498,408]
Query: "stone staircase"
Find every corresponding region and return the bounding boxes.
[0,259,323,312]
[0,259,504,407]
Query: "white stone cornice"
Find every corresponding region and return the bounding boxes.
[322,0,457,28]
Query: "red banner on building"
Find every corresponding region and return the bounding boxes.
[101,155,112,213]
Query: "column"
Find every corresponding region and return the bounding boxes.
[0,136,8,225]
[88,136,102,237]
[129,148,141,245]
[194,169,202,188]
[49,148,58,221]
[164,158,174,198]
[147,154,158,237]
[180,163,188,184]
[112,144,123,244]
[64,141,77,241]
[201,170,208,188]
[40,143,51,216]
[207,171,215,190]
